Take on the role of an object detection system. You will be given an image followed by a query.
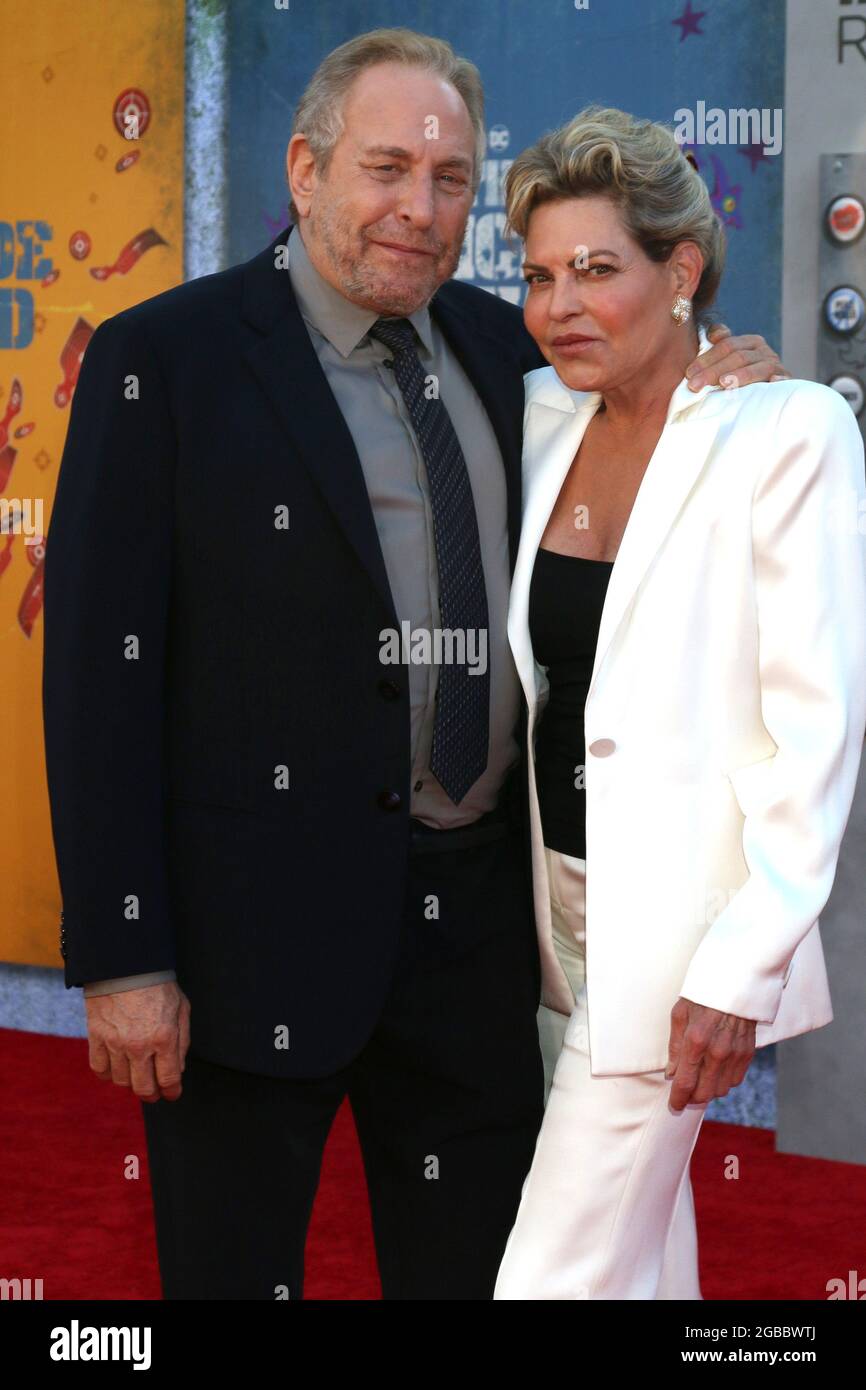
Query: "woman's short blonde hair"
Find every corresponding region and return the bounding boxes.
[504,105,726,316]
[287,27,486,222]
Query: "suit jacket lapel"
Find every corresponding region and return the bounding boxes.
[241,229,400,627]
[241,231,529,631]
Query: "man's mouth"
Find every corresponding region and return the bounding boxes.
[370,239,435,259]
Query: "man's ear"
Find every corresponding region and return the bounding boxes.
[286,133,317,219]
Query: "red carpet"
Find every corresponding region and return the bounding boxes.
[1,1027,863,1300]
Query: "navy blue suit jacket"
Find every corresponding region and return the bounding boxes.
[43,226,546,1077]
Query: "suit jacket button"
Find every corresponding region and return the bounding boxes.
[588,738,616,757]
[377,789,402,811]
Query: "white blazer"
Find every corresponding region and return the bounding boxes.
[508,328,866,1074]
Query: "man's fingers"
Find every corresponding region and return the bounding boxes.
[108,1048,132,1089]
[687,337,781,390]
[153,1036,184,1102]
[688,332,766,371]
[690,351,777,390]
[88,1036,112,1081]
[717,361,788,389]
[129,1051,161,1103]
[704,321,732,344]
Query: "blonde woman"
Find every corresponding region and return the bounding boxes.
[493,106,866,1300]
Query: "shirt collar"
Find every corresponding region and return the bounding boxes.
[286,222,435,359]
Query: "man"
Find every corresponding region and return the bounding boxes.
[43,27,788,1300]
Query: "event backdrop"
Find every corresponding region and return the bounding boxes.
[0,0,184,966]
[1,0,788,971]
[226,0,785,340]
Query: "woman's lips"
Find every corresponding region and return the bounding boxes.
[551,336,599,356]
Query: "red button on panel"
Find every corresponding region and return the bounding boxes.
[826,196,866,245]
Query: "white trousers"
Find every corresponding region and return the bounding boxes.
[494,847,708,1300]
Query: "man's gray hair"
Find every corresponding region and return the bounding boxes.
[286,27,486,221]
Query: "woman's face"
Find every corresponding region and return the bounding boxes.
[521,194,699,394]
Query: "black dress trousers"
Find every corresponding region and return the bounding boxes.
[140,816,544,1300]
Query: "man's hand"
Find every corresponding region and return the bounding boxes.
[85,981,191,1103]
[665,996,756,1113]
[686,323,790,392]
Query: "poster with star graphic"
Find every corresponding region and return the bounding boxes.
[0,0,184,967]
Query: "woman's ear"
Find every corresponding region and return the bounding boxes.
[671,240,704,303]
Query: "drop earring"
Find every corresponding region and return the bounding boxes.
[671,294,692,324]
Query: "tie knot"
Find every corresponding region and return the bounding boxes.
[368,316,417,356]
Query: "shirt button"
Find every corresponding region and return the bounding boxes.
[588,738,616,757]
[377,789,402,812]
[414,780,423,792]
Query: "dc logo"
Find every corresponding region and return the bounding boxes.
[488,124,510,152]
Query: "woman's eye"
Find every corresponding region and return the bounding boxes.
[588,264,613,276]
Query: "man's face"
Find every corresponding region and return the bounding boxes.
[290,62,477,315]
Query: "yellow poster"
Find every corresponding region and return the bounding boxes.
[0,0,185,966]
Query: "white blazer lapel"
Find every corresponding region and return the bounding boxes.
[586,380,727,706]
[507,383,601,712]
[508,327,731,713]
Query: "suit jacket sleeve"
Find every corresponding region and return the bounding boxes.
[43,312,178,987]
[678,383,866,1022]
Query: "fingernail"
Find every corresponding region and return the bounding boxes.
[770,374,785,382]
[688,373,705,391]
[720,373,737,388]
[685,363,698,378]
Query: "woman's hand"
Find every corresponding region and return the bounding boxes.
[665,997,757,1112]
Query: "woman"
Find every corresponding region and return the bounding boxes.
[493,106,866,1300]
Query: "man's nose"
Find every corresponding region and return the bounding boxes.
[395,174,436,228]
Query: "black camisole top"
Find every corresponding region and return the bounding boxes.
[528,547,614,859]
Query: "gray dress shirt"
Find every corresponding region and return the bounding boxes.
[83,223,521,997]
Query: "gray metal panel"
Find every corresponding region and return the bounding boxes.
[777,753,866,1163]
[818,153,866,441]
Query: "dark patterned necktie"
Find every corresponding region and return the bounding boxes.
[369,316,490,804]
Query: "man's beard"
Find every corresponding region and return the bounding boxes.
[311,199,463,316]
